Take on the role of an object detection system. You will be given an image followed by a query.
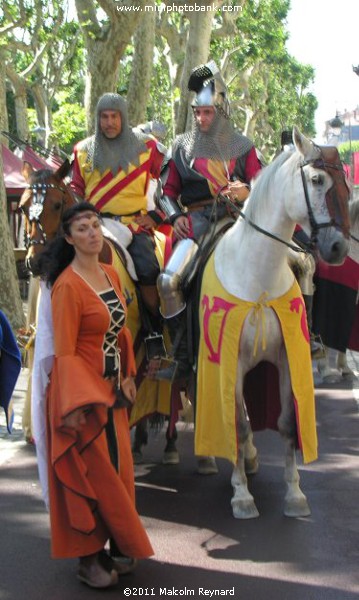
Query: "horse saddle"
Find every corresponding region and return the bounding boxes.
[101,218,138,281]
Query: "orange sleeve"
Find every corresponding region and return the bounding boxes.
[50,275,113,423]
[52,278,82,357]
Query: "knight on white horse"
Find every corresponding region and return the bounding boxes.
[195,128,350,518]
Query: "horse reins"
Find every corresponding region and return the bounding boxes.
[218,150,349,254]
[218,193,312,254]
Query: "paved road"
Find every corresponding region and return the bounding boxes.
[0,361,358,600]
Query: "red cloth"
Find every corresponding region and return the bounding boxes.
[2,144,27,195]
[343,163,351,181]
[353,152,359,186]
[163,147,261,200]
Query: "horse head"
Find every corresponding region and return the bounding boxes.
[292,127,350,264]
[19,159,77,271]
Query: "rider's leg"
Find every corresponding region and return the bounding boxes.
[155,238,199,381]
[127,232,161,315]
[139,284,160,317]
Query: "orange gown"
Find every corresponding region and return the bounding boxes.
[47,263,153,559]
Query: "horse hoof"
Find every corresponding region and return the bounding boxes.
[341,371,356,381]
[284,498,311,518]
[197,456,218,475]
[132,449,143,464]
[162,450,180,465]
[322,373,341,384]
[245,455,259,475]
[231,499,259,519]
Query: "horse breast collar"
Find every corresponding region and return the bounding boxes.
[301,144,350,241]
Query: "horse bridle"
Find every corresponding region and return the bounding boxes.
[22,181,67,248]
[300,149,350,244]
[219,146,350,253]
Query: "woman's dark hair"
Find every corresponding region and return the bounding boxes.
[33,202,101,286]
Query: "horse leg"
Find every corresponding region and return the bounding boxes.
[244,427,259,475]
[197,456,218,475]
[132,419,148,464]
[317,346,341,383]
[337,350,356,381]
[277,355,310,517]
[163,424,180,465]
[231,377,259,519]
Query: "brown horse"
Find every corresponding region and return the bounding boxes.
[19,160,181,463]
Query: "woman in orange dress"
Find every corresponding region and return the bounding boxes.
[36,202,153,589]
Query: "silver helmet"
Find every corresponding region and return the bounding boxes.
[188,60,230,118]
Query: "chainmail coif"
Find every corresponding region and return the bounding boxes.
[176,109,253,164]
[80,93,149,175]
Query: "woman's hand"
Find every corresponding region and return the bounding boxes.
[62,407,89,432]
[121,376,137,405]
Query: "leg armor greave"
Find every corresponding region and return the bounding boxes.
[157,239,199,318]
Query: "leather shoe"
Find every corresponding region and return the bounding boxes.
[77,557,118,588]
[111,556,138,575]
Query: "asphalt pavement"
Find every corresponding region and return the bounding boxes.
[0,358,358,600]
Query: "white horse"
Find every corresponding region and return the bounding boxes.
[195,127,350,519]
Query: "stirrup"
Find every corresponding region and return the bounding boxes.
[144,332,167,360]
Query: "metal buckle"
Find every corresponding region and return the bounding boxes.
[144,332,167,360]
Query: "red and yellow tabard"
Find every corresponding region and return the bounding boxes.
[73,138,161,219]
[195,252,318,465]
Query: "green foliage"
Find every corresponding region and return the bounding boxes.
[338,141,359,166]
[210,0,316,159]
[50,97,87,155]
[28,95,86,156]
[4,0,319,163]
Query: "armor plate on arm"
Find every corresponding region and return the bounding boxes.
[158,195,183,222]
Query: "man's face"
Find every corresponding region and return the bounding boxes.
[193,106,216,132]
[99,110,122,138]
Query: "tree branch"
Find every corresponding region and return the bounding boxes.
[74,0,101,39]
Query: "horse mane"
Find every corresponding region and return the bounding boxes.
[244,150,299,225]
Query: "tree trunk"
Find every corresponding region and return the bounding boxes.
[31,83,54,147]
[84,40,123,132]
[176,2,225,134]
[0,52,9,139]
[75,0,147,133]
[0,58,25,329]
[127,2,156,126]
[13,85,29,141]
[5,68,29,141]
[31,84,48,146]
